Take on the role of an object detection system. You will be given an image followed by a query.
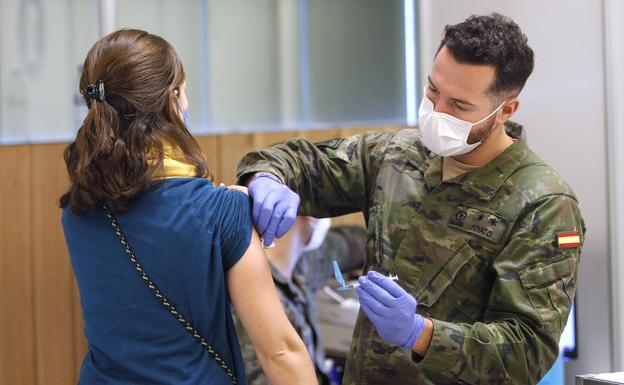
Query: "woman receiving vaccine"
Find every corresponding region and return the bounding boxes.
[60,29,316,385]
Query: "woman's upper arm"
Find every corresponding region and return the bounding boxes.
[216,189,254,270]
[227,230,300,360]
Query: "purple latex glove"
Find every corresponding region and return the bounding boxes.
[248,173,300,247]
[356,271,425,349]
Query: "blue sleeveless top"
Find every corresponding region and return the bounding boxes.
[63,178,252,384]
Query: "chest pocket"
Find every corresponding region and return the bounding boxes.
[392,216,491,322]
[416,243,480,306]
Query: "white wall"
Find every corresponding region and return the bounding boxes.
[308,0,406,124]
[117,0,206,131]
[207,0,281,130]
[418,1,611,383]
[0,0,98,143]
[604,0,624,374]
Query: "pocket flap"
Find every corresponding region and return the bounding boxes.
[416,243,475,307]
[519,258,575,289]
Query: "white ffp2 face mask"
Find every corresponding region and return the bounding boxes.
[418,88,504,157]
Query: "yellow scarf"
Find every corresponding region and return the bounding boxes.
[151,143,200,179]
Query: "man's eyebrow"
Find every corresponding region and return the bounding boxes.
[427,76,477,107]
[427,76,438,90]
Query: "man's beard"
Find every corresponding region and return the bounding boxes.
[467,114,498,145]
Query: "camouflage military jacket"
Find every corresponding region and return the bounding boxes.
[234,227,366,385]
[237,122,585,385]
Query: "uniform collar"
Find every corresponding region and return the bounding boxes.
[424,157,443,190]
[424,121,528,201]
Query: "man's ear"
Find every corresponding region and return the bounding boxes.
[498,98,520,125]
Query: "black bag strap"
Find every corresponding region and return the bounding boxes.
[103,205,238,384]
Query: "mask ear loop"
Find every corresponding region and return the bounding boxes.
[468,101,509,148]
[172,88,187,123]
[473,100,507,127]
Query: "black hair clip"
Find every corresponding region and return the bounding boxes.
[85,80,106,102]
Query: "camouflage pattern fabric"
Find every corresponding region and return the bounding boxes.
[234,226,366,385]
[236,122,585,385]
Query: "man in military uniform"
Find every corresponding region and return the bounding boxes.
[237,14,585,384]
[235,221,366,385]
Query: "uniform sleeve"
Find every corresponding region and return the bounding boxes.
[296,226,367,292]
[236,132,391,217]
[219,190,254,270]
[413,194,585,385]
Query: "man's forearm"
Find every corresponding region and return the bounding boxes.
[239,172,260,187]
[412,318,433,356]
[241,171,284,187]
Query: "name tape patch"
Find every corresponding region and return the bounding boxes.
[449,205,509,244]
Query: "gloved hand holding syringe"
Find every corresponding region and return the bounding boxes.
[330,263,426,352]
[332,261,398,291]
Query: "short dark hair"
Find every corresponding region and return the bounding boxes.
[437,13,534,97]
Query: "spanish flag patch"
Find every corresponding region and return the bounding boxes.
[557,231,582,249]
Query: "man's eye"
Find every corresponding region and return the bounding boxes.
[428,86,438,93]
[455,103,467,111]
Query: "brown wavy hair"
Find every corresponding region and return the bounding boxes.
[60,29,211,215]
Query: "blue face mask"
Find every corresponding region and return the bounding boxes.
[176,99,189,123]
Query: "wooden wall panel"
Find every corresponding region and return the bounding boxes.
[217,133,257,185]
[217,131,298,185]
[340,124,401,137]
[216,130,350,185]
[297,129,342,144]
[252,131,297,149]
[196,135,221,182]
[30,144,78,385]
[0,145,37,385]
